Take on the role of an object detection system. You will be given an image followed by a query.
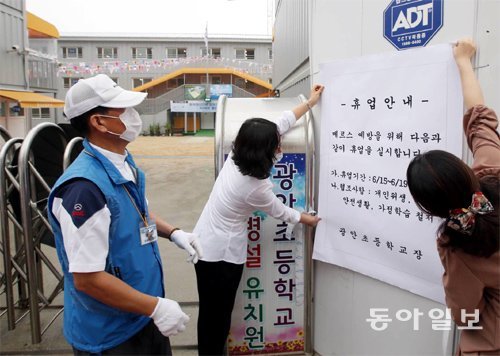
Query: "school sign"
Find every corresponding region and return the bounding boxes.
[383,0,443,50]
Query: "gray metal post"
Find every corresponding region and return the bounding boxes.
[18,122,66,344]
[0,137,24,330]
[300,94,315,355]
[63,137,84,171]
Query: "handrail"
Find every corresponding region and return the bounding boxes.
[63,137,84,170]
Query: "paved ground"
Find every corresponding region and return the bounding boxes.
[0,136,215,355]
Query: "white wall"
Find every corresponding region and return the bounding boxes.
[200,112,215,129]
[7,116,27,138]
[309,0,499,355]
[141,111,167,134]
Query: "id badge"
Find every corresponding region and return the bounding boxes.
[140,219,158,245]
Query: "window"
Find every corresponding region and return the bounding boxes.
[200,76,221,84]
[268,48,273,60]
[234,78,245,87]
[235,48,255,60]
[62,47,82,59]
[167,78,184,88]
[28,60,52,88]
[132,47,152,59]
[212,48,221,58]
[32,108,51,119]
[63,77,82,88]
[0,102,6,117]
[234,78,254,90]
[235,49,244,59]
[132,78,152,87]
[110,78,118,84]
[166,48,187,59]
[97,47,118,59]
[201,47,221,58]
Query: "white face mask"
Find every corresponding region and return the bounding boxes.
[104,108,142,142]
[273,151,284,164]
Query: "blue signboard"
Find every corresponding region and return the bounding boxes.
[210,84,233,100]
[383,0,443,50]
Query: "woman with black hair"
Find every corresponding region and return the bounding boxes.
[407,39,499,355]
[194,85,324,355]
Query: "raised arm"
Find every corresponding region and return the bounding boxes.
[292,84,325,120]
[453,38,484,110]
[276,84,325,135]
[454,38,500,177]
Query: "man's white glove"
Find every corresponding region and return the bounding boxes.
[150,297,189,337]
[170,229,203,263]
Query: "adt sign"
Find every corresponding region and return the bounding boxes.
[384,0,443,50]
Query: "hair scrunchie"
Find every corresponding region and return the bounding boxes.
[447,192,494,235]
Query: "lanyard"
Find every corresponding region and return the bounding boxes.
[123,186,148,227]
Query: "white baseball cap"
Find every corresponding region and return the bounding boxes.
[64,74,147,119]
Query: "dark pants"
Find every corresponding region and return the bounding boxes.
[73,319,171,355]
[195,260,244,356]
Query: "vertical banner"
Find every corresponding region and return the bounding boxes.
[313,44,463,303]
[229,153,306,355]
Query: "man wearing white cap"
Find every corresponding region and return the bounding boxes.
[48,74,203,354]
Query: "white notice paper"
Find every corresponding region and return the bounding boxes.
[313,44,463,303]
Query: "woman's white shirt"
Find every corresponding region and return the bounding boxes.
[194,110,301,264]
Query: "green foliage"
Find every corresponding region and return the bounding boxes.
[165,122,172,136]
[154,123,161,136]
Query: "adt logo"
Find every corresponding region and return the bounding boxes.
[383,0,443,50]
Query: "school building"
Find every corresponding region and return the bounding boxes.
[56,34,274,134]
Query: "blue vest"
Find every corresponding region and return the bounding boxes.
[48,139,164,353]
